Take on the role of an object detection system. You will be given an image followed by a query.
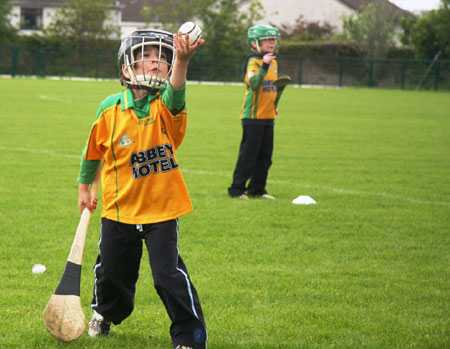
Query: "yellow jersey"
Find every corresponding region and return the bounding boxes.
[81,87,193,224]
[241,55,278,120]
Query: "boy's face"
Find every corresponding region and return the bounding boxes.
[123,44,169,80]
[252,38,277,53]
[259,38,276,53]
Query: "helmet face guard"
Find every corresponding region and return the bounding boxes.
[247,25,280,53]
[118,29,175,91]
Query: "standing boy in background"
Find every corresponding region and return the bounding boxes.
[228,25,280,200]
[77,29,207,349]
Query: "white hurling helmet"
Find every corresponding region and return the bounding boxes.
[118,29,175,91]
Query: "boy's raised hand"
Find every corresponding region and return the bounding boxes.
[263,53,276,65]
[170,32,204,89]
[174,31,204,62]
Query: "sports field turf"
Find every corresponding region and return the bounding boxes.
[0,77,449,348]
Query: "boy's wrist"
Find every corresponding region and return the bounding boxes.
[174,58,190,68]
[79,183,90,191]
[168,81,186,91]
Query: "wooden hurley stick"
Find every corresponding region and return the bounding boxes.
[43,164,102,342]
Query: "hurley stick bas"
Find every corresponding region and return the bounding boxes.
[43,163,102,342]
[273,75,292,108]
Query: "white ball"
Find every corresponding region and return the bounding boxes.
[178,22,202,46]
[32,264,46,274]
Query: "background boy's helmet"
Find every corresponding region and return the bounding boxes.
[118,29,175,90]
[247,25,280,52]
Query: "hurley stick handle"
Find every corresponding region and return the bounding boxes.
[67,162,102,265]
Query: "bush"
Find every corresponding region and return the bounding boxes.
[280,41,363,57]
[386,46,415,59]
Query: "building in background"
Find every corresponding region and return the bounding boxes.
[256,0,409,31]
[10,0,409,37]
[10,0,122,36]
[10,0,64,35]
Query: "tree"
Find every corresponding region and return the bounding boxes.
[339,1,396,58]
[141,0,209,30]
[199,0,264,54]
[399,15,417,47]
[0,0,17,44]
[142,0,264,55]
[44,0,121,48]
[402,1,450,59]
[279,16,335,42]
[140,0,264,81]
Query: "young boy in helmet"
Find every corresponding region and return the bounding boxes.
[228,25,280,200]
[77,29,207,349]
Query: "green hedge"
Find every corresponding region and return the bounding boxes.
[280,41,363,57]
[386,46,415,59]
[13,34,120,51]
[13,35,415,60]
[280,40,415,59]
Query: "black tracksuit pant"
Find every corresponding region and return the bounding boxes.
[228,122,274,197]
[91,218,207,348]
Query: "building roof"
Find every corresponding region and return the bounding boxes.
[12,0,411,26]
[120,0,168,23]
[338,0,410,16]
[120,0,412,25]
[120,0,145,22]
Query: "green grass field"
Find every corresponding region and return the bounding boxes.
[0,77,449,348]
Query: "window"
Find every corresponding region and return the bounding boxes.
[20,8,43,30]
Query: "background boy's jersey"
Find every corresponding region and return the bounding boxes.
[241,55,278,120]
[82,88,193,224]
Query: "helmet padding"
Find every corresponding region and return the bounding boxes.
[118,29,175,91]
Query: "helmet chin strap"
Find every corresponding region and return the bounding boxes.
[127,84,160,94]
[125,55,137,82]
[254,40,261,53]
[124,55,169,92]
[134,75,168,90]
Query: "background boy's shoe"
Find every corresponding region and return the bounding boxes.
[229,193,249,199]
[248,193,276,199]
[88,310,111,337]
[175,346,193,349]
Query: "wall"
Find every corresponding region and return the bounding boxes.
[255,0,354,31]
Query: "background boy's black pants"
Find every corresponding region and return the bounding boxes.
[92,218,207,348]
[228,123,274,197]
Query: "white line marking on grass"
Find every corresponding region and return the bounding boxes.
[182,169,450,207]
[39,95,70,103]
[270,180,450,207]
[39,95,98,105]
[183,168,228,177]
[0,148,447,207]
[0,146,79,159]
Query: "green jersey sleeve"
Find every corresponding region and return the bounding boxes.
[162,83,186,115]
[77,147,101,184]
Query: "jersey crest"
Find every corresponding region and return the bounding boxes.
[119,134,134,147]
